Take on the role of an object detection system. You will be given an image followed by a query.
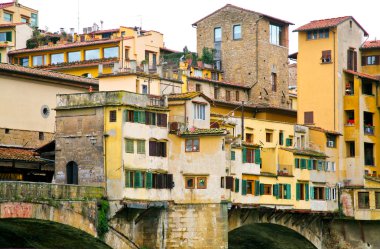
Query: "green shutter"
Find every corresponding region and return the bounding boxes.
[286,138,291,146]
[242,148,247,163]
[140,111,146,123]
[235,178,239,193]
[0,53,1,63]
[254,149,261,164]
[255,180,260,196]
[295,158,299,168]
[133,111,138,123]
[286,184,291,199]
[231,151,236,161]
[310,186,314,200]
[125,139,134,153]
[6,31,12,42]
[280,133,284,145]
[325,187,330,200]
[317,160,323,171]
[134,171,141,188]
[301,159,306,169]
[305,183,309,201]
[242,180,247,195]
[125,171,131,187]
[273,184,279,199]
[296,183,300,200]
[259,183,264,195]
[307,159,312,170]
[146,172,152,189]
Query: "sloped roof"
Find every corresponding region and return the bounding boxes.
[0,63,98,87]
[281,148,328,158]
[192,4,294,26]
[0,147,43,162]
[308,126,342,136]
[294,16,368,36]
[188,76,250,89]
[0,2,13,9]
[361,40,380,50]
[167,92,212,102]
[344,69,380,82]
[179,128,227,137]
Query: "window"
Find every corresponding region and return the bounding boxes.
[68,51,81,63]
[362,55,379,66]
[126,171,173,189]
[270,24,282,46]
[185,177,195,189]
[109,110,117,122]
[196,84,201,92]
[5,129,10,134]
[236,91,239,101]
[0,31,12,42]
[322,50,332,63]
[211,72,219,81]
[156,113,167,127]
[242,148,260,164]
[296,182,309,201]
[345,110,355,125]
[231,151,236,161]
[358,192,370,209]
[32,56,43,66]
[3,12,12,22]
[345,81,354,95]
[364,143,374,166]
[347,49,357,71]
[271,73,277,91]
[145,112,156,125]
[326,135,336,148]
[346,141,355,157]
[246,133,253,143]
[185,138,200,152]
[197,177,207,189]
[376,192,380,209]
[312,187,325,200]
[194,70,202,77]
[31,13,38,28]
[277,184,291,199]
[193,103,206,120]
[266,132,273,143]
[21,17,29,23]
[125,139,134,153]
[102,33,112,39]
[318,29,329,38]
[226,90,231,101]
[263,184,272,195]
[135,140,145,154]
[39,132,44,140]
[104,47,118,58]
[85,49,100,60]
[362,80,373,95]
[51,53,64,64]
[307,29,329,39]
[286,138,293,146]
[66,161,78,185]
[279,131,284,146]
[214,27,221,42]
[304,111,314,124]
[149,141,167,157]
[19,57,29,67]
[142,85,148,94]
[214,87,219,99]
[233,24,241,40]
[246,180,254,195]
[331,188,337,200]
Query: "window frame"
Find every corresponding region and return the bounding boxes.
[269,23,282,46]
[233,24,242,40]
[85,49,100,60]
[185,138,200,152]
[321,50,332,63]
[136,140,145,154]
[125,139,134,153]
[51,53,64,64]
[197,177,207,189]
[214,27,222,42]
[103,46,119,59]
[3,12,12,22]
[185,177,195,189]
[193,103,206,120]
[358,192,370,209]
[109,110,117,122]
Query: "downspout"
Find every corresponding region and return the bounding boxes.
[333,30,336,131]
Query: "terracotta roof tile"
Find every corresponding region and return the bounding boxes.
[294,16,368,36]
[344,69,380,82]
[0,147,43,162]
[179,128,227,136]
[192,4,293,26]
[308,126,342,136]
[0,63,98,86]
[168,92,212,102]
[91,29,119,35]
[361,40,380,50]
[280,148,328,158]
[0,23,25,28]
[0,2,13,9]
[8,38,123,54]
[188,76,250,89]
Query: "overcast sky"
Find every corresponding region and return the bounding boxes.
[12,0,380,54]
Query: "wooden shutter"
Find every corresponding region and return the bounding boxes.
[167,174,173,189]
[161,142,167,157]
[296,183,300,200]
[157,174,163,189]
[231,151,235,160]
[152,173,157,188]
[376,56,380,65]
[242,148,247,163]
[125,171,131,187]
[286,184,291,199]
[301,159,306,169]
[304,111,314,124]
[145,112,151,125]
[325,187,330,200]
[354,51,357,72]
[146,172,153,189]
[273,184,279,199]
[234,178,239,193]
[295,158,299,168]
[254,180,260,196]
[347,50,352,70]
[254,149,261,164]
[6,31,12,42]
[226,176,234,190]
[242,180,247,195]
[310,186,314,200]
[307,159,312,170]
[362,56,367,66]
[162,114,167,127]
[149,141,156,156]
[305,183,309,201]
[286,138,291,146]
[134,171,142,188]
[259,183,264,195]
[133,111,139,123]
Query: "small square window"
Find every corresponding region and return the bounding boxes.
[5,129,10,134]
[185,177,195,189]
[358,192,370,209]
[185,138,200,152]
[137,140,145,154]
[322,50,331,63]
[197,177,207,189]
[196,84,201,92]
[125,139,134,153]
[109,110,117,122]
[266,132,273,143]
[233,25,241,40]
[39,132,44,140]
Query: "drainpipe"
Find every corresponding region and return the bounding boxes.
[333,30,336,131]
[103,109,108,194]
[241,101,244,141]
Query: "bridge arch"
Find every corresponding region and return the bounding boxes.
[228,208,324,249]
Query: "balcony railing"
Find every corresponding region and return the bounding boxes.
[277,164,293,176]
[364,126,375,135]
[365,157,374,166]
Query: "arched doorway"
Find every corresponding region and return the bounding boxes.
[66,161,78,184]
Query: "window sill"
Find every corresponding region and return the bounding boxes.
[233,38,242,41]
[320,61,333,64]
[269,43,288,49]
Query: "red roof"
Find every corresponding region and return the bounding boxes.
[0,147,43,162]
[0,2,13,9]
[8,38,123,55]
[188,76,250,89]
[0,63,98,86]
[361,40,380,50]
[192,4,294,26]
[294,16,368,36]
[344,69,380,81]
[0,23,26,28]
[91,28,120,35]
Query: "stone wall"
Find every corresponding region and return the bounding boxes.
[289,63,297,87]
[195,5,290,108]
[0,128,54,148]
[55,107,105,186]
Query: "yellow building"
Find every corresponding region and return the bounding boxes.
[0,1,38,27]
[8,26,164,78]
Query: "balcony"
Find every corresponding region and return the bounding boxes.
[364,126,375,135]
[277,164,293,176]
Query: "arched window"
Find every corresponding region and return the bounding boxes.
[66,161,78,185]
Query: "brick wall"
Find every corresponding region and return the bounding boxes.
[0,128,54,148]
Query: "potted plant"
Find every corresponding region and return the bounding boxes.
[185,53,193,66]
[197,58,203,68]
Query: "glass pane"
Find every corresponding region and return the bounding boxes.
[4,13,12,22]
[85,49,100,60]
[198,178,206,188]
[186,178,194,188]
[32,56,43,66]
[214,27,221,42]
[185,140,193,152]
[68,51,81,63]
[20,57,29,67]
[376,192,380,209]
[51,53,64,64]
[234,25,241,39]
[104,47,118,58]
[193,139,199,151]
[0,33,6,42]
[31,13,38,28]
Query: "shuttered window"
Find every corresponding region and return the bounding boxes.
[226,176,234,190]
[126,170,172,189]
[157,113,168,127]
[321,50,331,63]
[149,141,167,157]
[242,148,260,164]
[304,111,314,124]
[231,151,236,160]
[125,110,134,122]
[242,180,247,195]
[125,139,134,153]
[300,159,307,169]
[109,110,117,122]
[254,180,260,196]
[134,111,146,124]
[295,158,299,168]
[146,172,153,189]
[235,178,239,193]
[286,138,292,146]
[137,140,145,154]
[145,112,156,125]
